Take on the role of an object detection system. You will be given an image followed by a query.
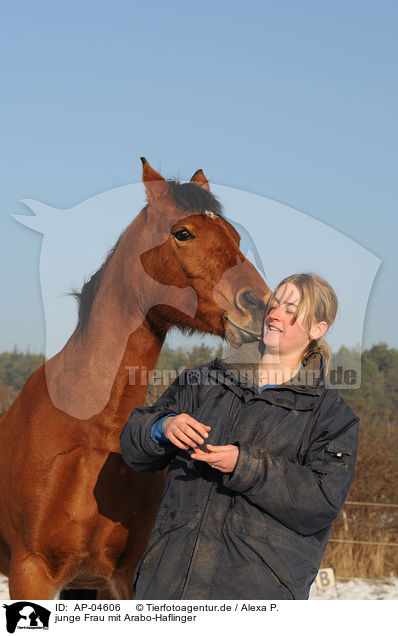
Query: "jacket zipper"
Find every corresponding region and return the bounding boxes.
[179,481,215,599]
[179,395,243,598]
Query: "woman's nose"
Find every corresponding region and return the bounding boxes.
[268,305,282,319]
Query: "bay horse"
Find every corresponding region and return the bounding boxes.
[0,159,271,599]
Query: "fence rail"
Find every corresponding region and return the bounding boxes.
[329,538,398,548]
[345,500,398,508]
[329,500,398,549]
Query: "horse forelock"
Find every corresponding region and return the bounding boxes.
[167,180,223,216]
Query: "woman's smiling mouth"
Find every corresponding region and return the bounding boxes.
[267,324,283,333]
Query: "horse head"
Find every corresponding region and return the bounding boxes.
[133,158,271,348]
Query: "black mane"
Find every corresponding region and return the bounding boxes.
[168,180,223,216]
[72,179,223,336]
[70,234,124,337]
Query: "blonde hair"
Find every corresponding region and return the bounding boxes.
[268,273,338,370]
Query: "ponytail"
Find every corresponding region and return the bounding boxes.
[302,338,331,372]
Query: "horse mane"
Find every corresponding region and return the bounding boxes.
[70,233,125,336]
[71,180,223,336]
[167,180,223,216]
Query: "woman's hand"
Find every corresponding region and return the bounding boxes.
[163,414,211,450]
[191,444,239,473]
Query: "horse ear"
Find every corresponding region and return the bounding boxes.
[190,169,210,191]
[140,157,169,203]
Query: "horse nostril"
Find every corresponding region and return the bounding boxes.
[236,289,261,311]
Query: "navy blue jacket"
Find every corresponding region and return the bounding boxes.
[120,352,359,600]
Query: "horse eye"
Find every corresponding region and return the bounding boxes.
[173,228,195,241]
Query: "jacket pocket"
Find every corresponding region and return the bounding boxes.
[227,509,322,599]
[133,511,202,599]
[133,520,188,587]
[238,533,294,597]
[324,440,352,472]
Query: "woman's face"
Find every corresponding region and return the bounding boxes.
[262,282,324,358]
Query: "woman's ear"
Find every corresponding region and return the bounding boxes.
[310,321,328,340]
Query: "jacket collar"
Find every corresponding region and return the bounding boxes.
[209,341,326,398]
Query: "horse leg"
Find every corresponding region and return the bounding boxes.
[108,569,134,600]
[0,533,11,578]
[93,581,117,600]
[8,553,60,600]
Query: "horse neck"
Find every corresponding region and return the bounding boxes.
[46,213,169,424]
[102,320,167,427]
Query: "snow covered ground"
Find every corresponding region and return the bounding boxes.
[1,575,397,600]
[309,576,398,600]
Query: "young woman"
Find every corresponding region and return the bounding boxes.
[120,273,359,600]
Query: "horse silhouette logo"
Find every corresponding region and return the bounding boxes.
[2,602,51,633]
[12,170,381,417]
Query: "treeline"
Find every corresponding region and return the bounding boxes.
[0,348,45,413]
[332,343,398,417]
[0,342,397,417]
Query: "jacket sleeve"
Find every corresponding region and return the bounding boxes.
[222,392,359,536]
[120,370,190,473]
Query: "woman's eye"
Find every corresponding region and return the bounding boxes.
[173,228,194,241]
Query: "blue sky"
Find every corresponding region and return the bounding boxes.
[1,0,397,354]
